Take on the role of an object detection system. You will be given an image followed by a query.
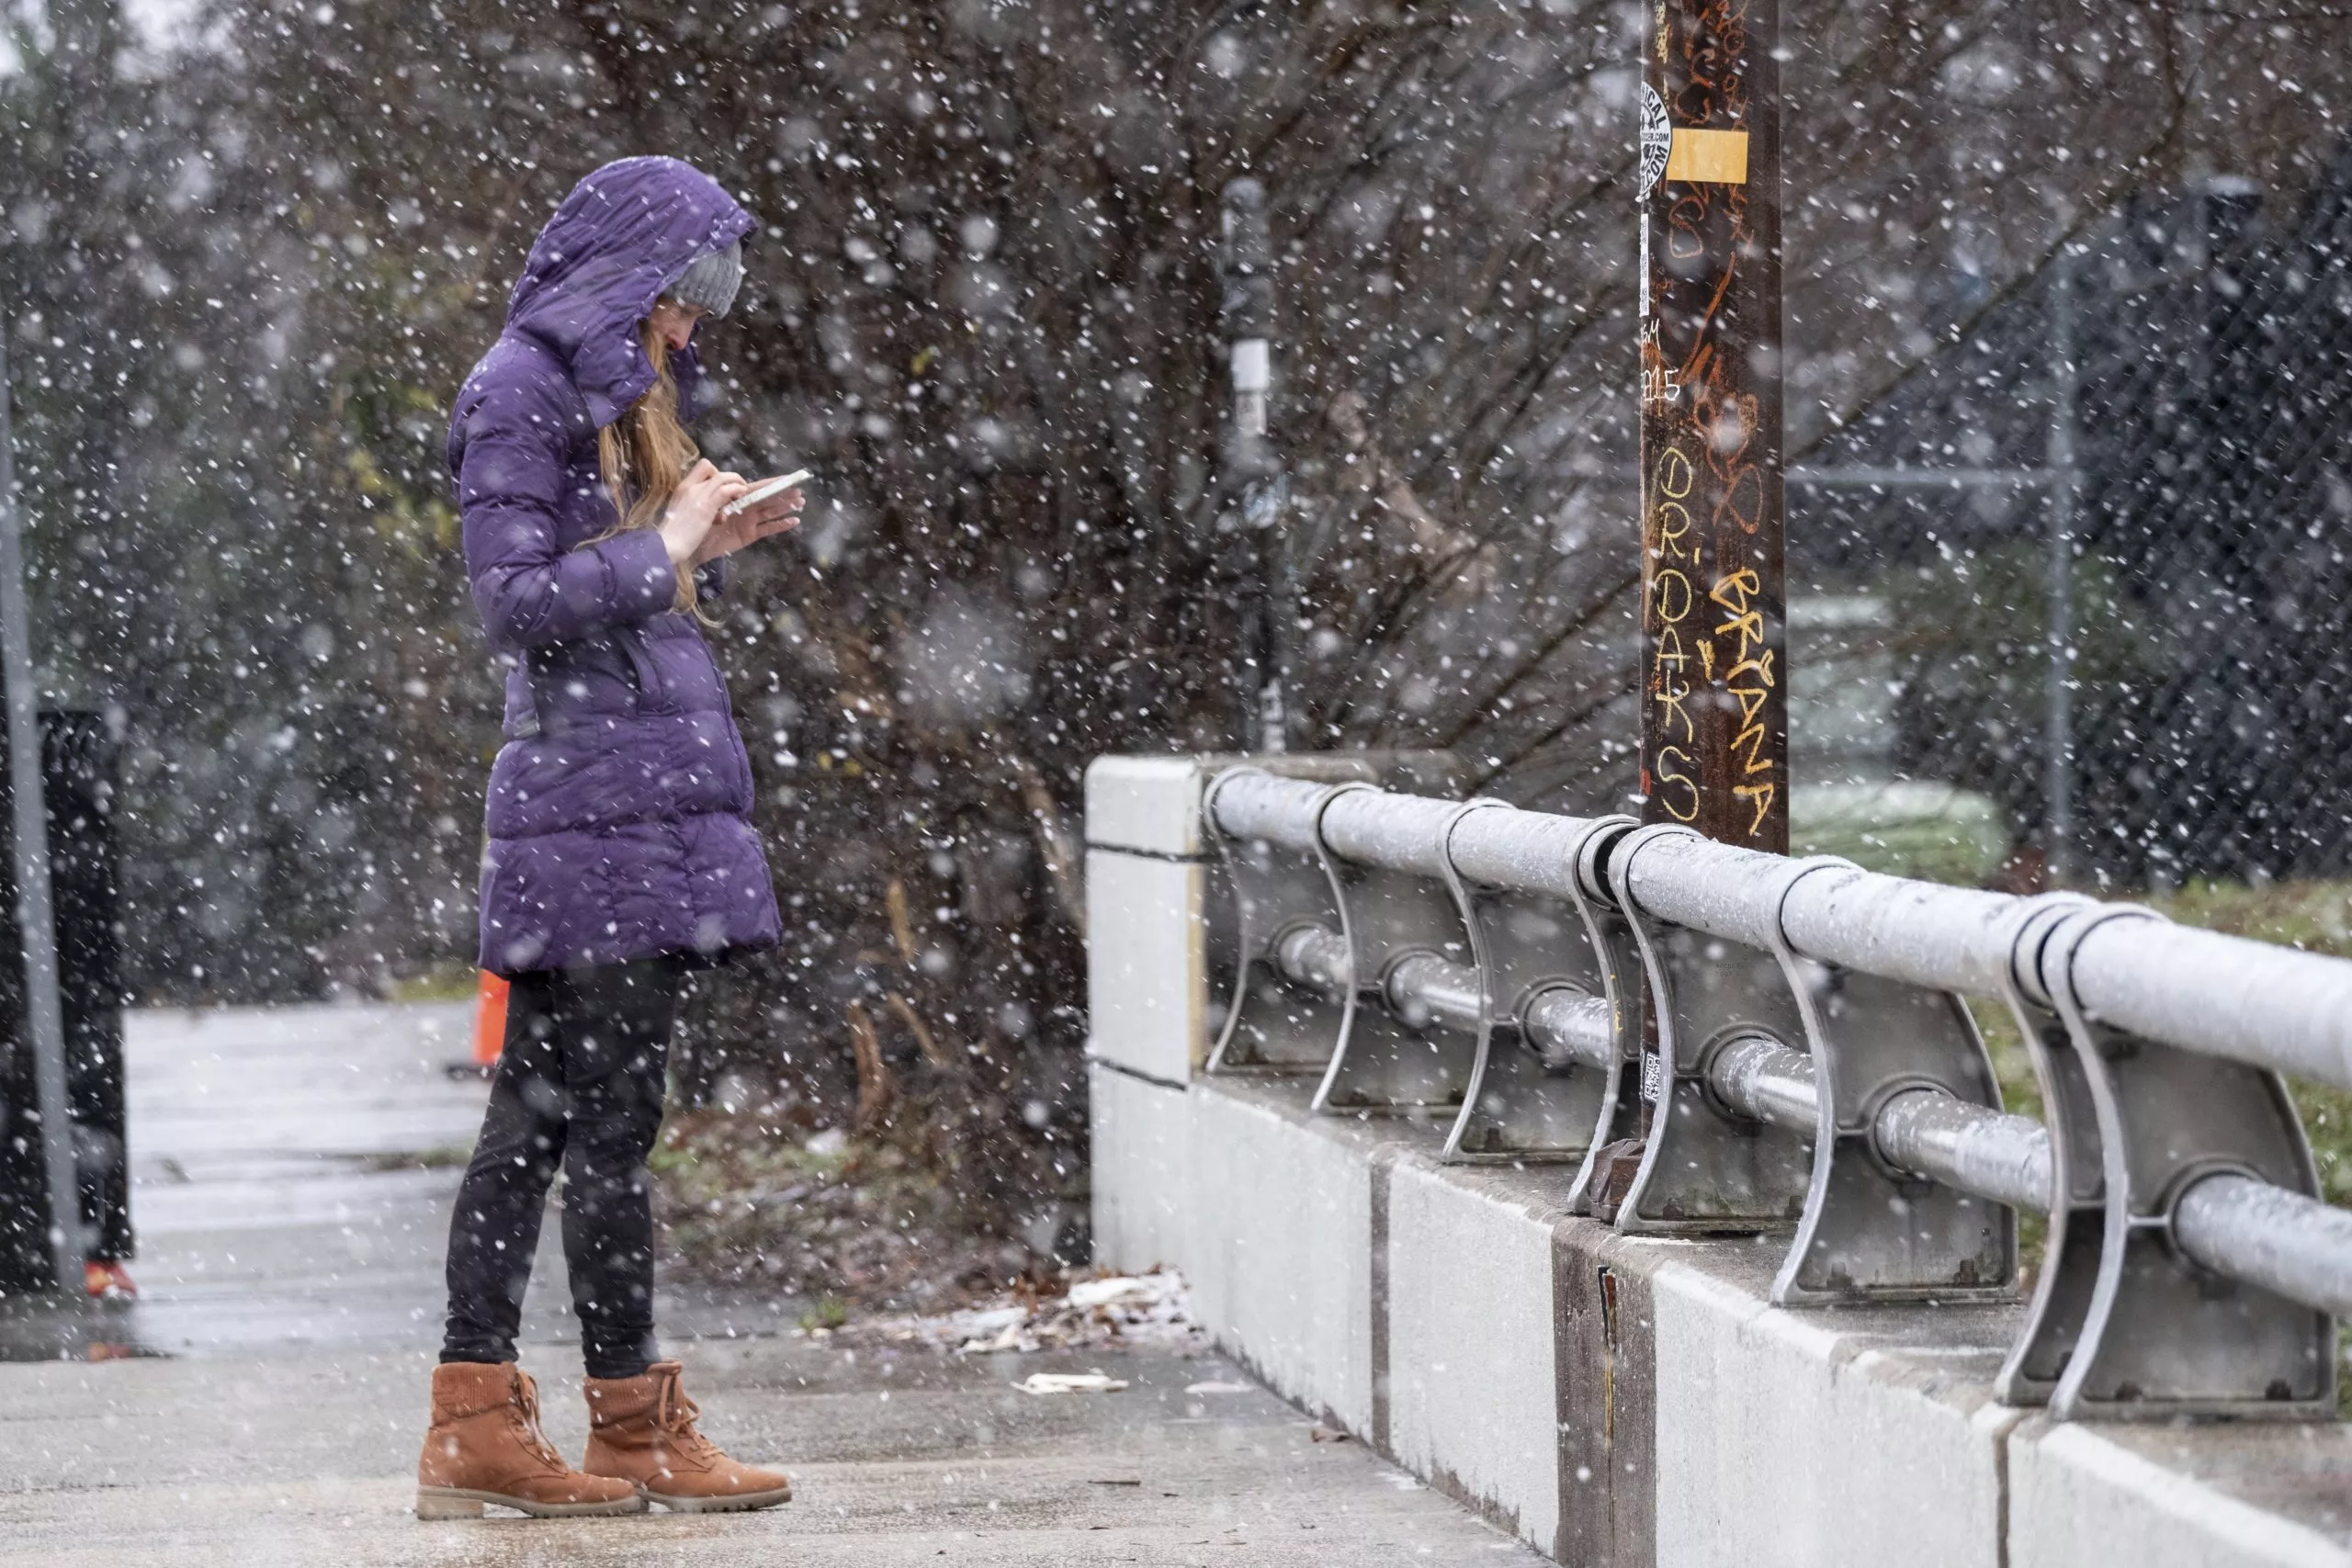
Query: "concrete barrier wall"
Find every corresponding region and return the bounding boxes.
[1088,1063,1192,1274]
[1646,1262,2007,1568]
[1083,753,2352,1567]
[1383,1157,1564,1550]
[2008,1422,2352,1568]
[1183,1083,1377,1437]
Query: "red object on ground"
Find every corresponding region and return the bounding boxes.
[84,1260,136,1300]
[473,972,509,1067]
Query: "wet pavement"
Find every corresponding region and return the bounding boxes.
[0,1002,1544,1564]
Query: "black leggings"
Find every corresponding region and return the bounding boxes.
[440,955,684,1380]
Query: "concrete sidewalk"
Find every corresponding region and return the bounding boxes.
[0,1339,1544,1565]
[0,1003,1541,1565]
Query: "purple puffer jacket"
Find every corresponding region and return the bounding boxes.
[448,157,779,976]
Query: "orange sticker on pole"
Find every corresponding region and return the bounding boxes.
[1665,128,1749,185]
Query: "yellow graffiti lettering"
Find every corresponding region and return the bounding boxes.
[1656,746,1701,823]
[1717,608,1763,665]
[1656,445,1694,500]
[1655,625,1688,672]
[1708,568,1759,615]
[1652,569,1692,624]
[1730,722,1773,775]
[1654,675,1696,744]
[1710,569,1766,665]
[1653,501,1694,561]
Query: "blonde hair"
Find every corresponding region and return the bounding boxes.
[592,322,703,614]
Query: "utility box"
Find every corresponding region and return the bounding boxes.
[0,709,130,1294]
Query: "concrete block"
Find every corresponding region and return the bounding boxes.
[1088,1061,1193,1276]
[2009,1420,2352,1568]
[1087,1001,2352,1568]
[1084,849,1205,1084]
[1649,1262,2004,1568]
[1083,755,1208,857]
[1184,1085,1375,1435]
[1384,1158,1565,1551]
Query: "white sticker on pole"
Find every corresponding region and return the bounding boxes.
[1231,337,1270,436]
[1230,337,1270,391]
[1638,86,1671,200]
[1638,86,1669,321]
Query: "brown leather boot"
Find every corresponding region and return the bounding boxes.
[415,1361,645,1519]
[582,1360,793,1512]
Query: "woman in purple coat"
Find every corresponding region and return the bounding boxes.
[414,157,801,1521]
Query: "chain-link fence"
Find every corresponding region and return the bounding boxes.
[1788,141,2352,892]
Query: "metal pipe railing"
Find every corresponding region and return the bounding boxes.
[1212,770,2352,1099]
[1870,1088,2053,1217]
[2175,1174,2352,1317]
[1704,1033,1833,1138]
[1521,987,1614,1072]
[1695,1036,2058,1219]
[2067,919,2352,1092]
[1274,923,1351,997]
[1271,921,1615,1070]
[1383,950,1483,1032]
[1214,771,2352,1328]
[1261,916,2352,1314]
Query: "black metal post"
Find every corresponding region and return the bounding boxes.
[1217,177,1289,753]
[2043,247,2080,886]
[0,327,85,1292]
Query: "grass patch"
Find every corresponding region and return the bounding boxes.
[386,962,481,1004]
[798,1296,850,1333]
[2144,878,2352,962]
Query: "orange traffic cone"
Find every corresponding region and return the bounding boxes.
[472,971,509,1069]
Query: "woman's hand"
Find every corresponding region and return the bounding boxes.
[657,459,749,568]
[686,473,805,567]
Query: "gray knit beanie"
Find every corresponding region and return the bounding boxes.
[665,238,743,318]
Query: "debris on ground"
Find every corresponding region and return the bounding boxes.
[1015,1371,1129,1395]
[831,1269,1206,1356]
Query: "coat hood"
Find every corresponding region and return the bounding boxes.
[505,157,755,429]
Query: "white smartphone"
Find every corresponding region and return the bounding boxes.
[720,468,812,518]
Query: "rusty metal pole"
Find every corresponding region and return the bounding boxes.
[1597,0,1788,1215]
[1636,0,1786,853]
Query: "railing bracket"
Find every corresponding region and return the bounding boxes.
[1611,825,1813,1234]
[1766,860,2018,1305]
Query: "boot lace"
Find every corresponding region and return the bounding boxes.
[512,1373,566,1470]
[653,1373,723,1464]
